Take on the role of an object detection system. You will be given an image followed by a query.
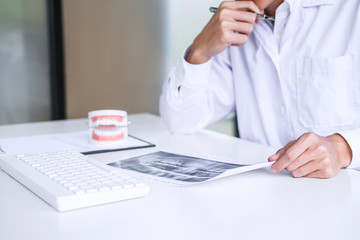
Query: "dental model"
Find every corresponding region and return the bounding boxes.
[88,110,128,146]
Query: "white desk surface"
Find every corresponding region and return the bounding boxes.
[0,113,359,240]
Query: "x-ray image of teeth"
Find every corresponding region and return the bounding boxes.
[108,151,246,183]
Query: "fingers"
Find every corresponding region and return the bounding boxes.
[216,5,257,25]
[291,160,319,178]
[230,21,254,35]
[268,149,285,162]
[229,10,257,24]
[305,171,324,178]
[220,1,262,15]
[216,2,260,37]
[268,141,294,162]
[305,169,336,179]
[286,149,317,172]
[220,11,256,46]
[228,34,249,47]
[269,132,343,179]
[271,133,315,173]
[186,1,261,64]
[206,9,256,48]
[293,158,338,178]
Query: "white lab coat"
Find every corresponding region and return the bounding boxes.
[160,0,360,169]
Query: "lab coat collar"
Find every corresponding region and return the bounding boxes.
[253,0,336,57]
[284,0,294,11]
[252,0,303,62]
[278,0,336,12]
[302,0,336,7]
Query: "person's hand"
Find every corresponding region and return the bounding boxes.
[269,133,352,178]
[186,1,262,64]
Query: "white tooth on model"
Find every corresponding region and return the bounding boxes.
[94,128,124,136]
[92,119,125,127]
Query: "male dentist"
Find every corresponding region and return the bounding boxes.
[160,0,360,178]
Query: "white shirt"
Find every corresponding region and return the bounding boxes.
[160,0,360,170]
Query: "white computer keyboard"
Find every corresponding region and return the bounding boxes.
[0,151,149,212]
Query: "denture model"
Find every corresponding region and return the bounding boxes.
[88,110,128,146]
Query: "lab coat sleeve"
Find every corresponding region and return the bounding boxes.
[159,46,235,133]
[337,129,360,170]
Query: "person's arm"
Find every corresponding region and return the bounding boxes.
[159,46,235,133]
[160,1,261,133]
